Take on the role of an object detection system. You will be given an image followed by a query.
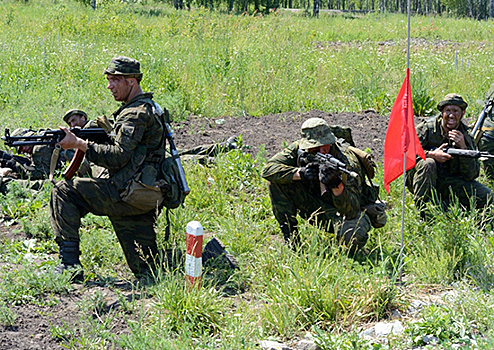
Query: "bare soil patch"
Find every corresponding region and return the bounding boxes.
[172,109,391,162]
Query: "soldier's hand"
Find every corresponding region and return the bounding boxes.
[299,163,319,183]
[429,143,452,163]
[448,130,466,149]
[59,127,88,152]
[319,164,342,188]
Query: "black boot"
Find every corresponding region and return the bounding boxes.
[280,224,300,249]
[55,241,84,283]
[202,237,238,269]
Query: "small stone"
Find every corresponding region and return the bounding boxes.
[391,309,402,319]
[374,321,404,336]
[294,339,320,350]
[259,340,292,350]
[422,334,438,344]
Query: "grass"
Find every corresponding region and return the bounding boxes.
[2,0,494,349]
[1,0,494,129]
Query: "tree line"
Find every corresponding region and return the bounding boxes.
[167,0,494,19]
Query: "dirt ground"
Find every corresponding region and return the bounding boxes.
[0,110,412,349]
[172,109,394,162]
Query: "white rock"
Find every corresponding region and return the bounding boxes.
[295,339,319,350]
[259,340,292,350]
[374,321,404,336]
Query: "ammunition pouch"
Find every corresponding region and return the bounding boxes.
[121,164,164,211]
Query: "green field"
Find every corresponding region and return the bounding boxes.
[2,1,494,349]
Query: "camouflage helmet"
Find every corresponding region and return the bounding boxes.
[437,93,468,111]
[299,118,336,150]
[103,56,143,81]
[63,109,88,124]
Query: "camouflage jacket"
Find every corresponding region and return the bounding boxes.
[416,114,479,181]
[261,140,364,219]
[85,93,163,194]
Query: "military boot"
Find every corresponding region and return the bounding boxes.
[54,241,84,283]
[280,224,300,249]
[202,237,238,269]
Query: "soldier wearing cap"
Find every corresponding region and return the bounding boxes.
[63,109,89,128]
[407,93,492,216]
[261,117,371,253]
[50,56,167,282]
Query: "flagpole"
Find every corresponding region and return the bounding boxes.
[399,0,412,282]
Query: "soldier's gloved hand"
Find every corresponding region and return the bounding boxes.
[319,164,342,189]
[299,163,319,183]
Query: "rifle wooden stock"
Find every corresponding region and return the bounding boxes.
[62,148,86,180]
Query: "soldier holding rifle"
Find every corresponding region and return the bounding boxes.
[407,93,492,217]
[261,117,371,254]
[50,56,174,282]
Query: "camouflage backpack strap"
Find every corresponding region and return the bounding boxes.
[347,146,376,180]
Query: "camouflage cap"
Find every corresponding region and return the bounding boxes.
[103,56,143,80]
[63,109,88,123]
[299,118,336,150]
[437,93,468,111]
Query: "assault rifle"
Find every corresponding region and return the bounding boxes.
[298,150,359,178]
[472,88,494,145]
[446,148,494,159]
[2,127,112,180]
[161,111,190,197]
[0,149,31,166]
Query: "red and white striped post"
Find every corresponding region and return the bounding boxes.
[185,221,203,288]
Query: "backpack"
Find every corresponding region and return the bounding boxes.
[160,152,187,209]
[153,105,189,210]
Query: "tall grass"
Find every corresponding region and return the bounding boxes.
[1,0,494,131]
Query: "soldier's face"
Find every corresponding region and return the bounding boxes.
[308,144,331,154]
[106,75,132,102]
[441,105,464,132]
[67,114,86,128]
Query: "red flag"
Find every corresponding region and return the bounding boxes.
[384,68,426,193]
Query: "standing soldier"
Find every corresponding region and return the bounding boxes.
[261,118,371,254]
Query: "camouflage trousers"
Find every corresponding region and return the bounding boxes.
[50,177,160,277]
[266,181,371,251]
[178,143,232,164]
[407,158,492,210]
[478,131,494,181]
[0,177,46,195]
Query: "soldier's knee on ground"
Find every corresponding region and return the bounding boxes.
[337,213,371,252]
[415,158,437,178]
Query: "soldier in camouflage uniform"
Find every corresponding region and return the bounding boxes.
[50,56,167,281]
[477,104,494,181]
[63,109,90,128]
[407,93,492,214]
[261,118,371,253]
[0,129,59,194]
